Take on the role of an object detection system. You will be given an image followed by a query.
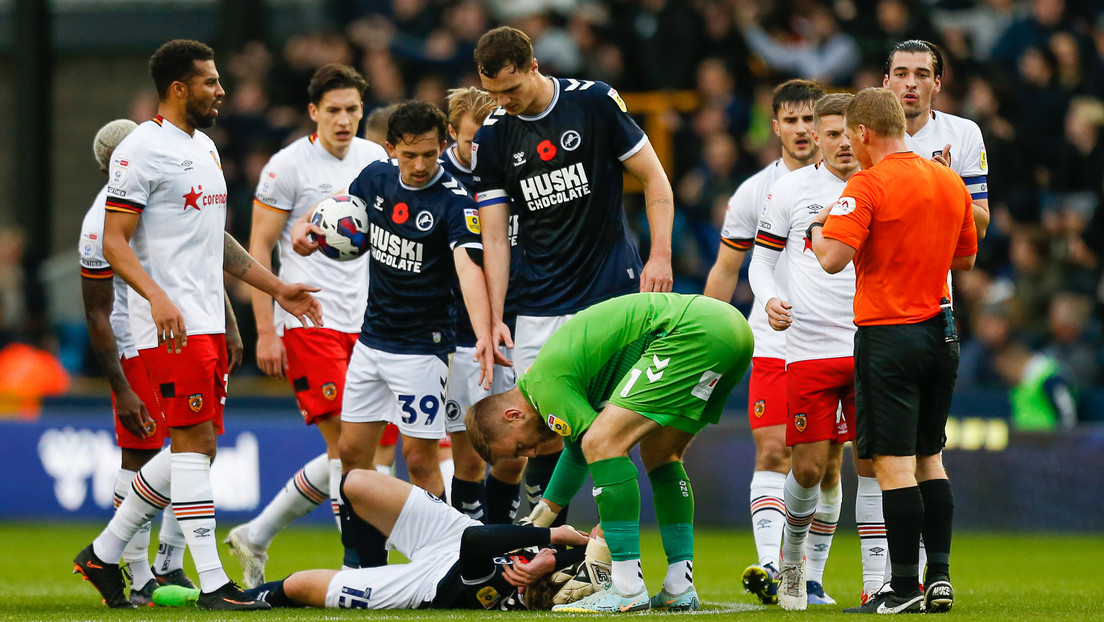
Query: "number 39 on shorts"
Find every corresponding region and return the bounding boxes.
[397,394,441,425]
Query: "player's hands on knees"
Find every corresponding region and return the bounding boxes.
[151,292,187,353]
[256,331,289,379]
[276,283,324,328]
[503,548,557,588]
[640,256,674,293]
[291,217,324,256]
[116,387,157,439]
[766,297,793,331]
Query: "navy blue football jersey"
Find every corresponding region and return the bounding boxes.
[441,145,521,347]
[348,159,482,354]
[471,77,647,316]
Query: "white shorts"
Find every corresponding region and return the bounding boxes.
[513,314,574,375]
[445,345,517,433]
[324,486,480,609]
[342,342,450,440]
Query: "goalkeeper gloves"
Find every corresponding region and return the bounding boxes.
[518,499,558,528]
[552,536,613,605]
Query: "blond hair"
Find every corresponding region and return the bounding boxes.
[814,92,853,122]
[844,87,906,138]
[464,390,515,463]
[446,87,498,129]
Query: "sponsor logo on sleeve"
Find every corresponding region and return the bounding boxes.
[834,196,857,215]
[464,208,481,234]
[980,150,987,171]
[546,414,572,436]
[109,156,129,186]
[608,87,628,112]
[476,586,500,608]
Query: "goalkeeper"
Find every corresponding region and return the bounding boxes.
[466,292,754,612]
[220,468,604,610]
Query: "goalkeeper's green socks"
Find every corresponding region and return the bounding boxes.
[590,457,645,594]
[649,461,696,594]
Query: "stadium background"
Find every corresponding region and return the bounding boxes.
[0,0,1101,531]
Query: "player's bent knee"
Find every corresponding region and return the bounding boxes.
[283,570,335,608]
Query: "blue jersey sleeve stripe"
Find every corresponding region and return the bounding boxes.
[618,135,648,162]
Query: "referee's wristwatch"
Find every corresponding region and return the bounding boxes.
[805,220,824,241]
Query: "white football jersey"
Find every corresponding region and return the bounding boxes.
[78,187,137,359]
[254,135,386,333]
[719,159,791,359]
[105,116,228,350]
[905,110,988,201]
[752,163,856,363]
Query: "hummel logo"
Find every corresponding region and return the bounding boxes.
[373,196,384,211]
[513,151,527,166]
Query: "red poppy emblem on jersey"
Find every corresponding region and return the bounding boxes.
[183,186,203,211]
[794,413,807,432]
[393,202,410,224]
[536,139,557,161]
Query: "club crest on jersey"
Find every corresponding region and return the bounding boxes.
[560,130,581,151]
[754,400,765,418]
[537,139,557,161]
[322,382,337,401]
[433,331,442,343]
[547,414,572,436]
[415,210,434,231]
[476,586,500,608]
[794,413,807,432]
[464,208,481,234]
[834,196,857,215]
[608,87,628,112]
[188,394,204,413]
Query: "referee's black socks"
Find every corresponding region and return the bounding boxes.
[919,478,955,582]
[883,486,924,595]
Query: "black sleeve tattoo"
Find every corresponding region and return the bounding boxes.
[223,231,255,278]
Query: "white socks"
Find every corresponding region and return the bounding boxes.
[781,472,819,564]
[806,482,841,583]
[749,470,787,569]
[95,449,172,563]
[247,453,330,550]
[115,468,155,587]
[856,475,887,594]
[153,510,187,575]
[664,560,694,595]
[330,458,343,531]
[612,559,645,595]
[170,452,228,592]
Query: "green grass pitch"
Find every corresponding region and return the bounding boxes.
[5,521,1102,620]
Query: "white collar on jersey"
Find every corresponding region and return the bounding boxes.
[446,144,472,174]
[518,76,560,122]
[397,163,446,191]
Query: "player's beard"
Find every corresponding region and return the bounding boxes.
[186,98,219,130]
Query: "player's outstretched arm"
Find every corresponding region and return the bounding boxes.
[249,204,291,378]
[623,141,674,292]
[103,211,187,353]
[456,246,510,389]
[479,201,514,350]
[223,231,323,328]
[80,276,155,438]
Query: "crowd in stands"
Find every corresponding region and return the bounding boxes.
[2,0,1101,421]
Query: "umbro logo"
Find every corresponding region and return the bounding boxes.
[180,160,193,170]
[319,183,333,193]
[513,151,527,166]
[193,527,212,537]
[806,203,824,213]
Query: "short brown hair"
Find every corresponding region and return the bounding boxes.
[307,63,368,105]
[386,100,448,146]
[844,87,906,138]
[814,92,853,122]
[474,26,533,78]
[446,87,498,129]
[772,79,826,116]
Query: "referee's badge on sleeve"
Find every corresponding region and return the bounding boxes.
[834,196,857,215]
[464,208,481,234]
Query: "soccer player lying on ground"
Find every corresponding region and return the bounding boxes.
[466,292,754,612]
[227,469,608,610]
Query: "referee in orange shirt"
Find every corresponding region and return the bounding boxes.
[807,87,977,614]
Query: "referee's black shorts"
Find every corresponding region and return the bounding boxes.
[854,315,959,459]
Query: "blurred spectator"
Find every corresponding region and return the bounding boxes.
[1008,225,1067,340]
[1042,291,1101,386]
[513,9,582,76]
[931,0,1019,62]
[994,341,1079,431]
[959,302,1014,387]
[675,132,748,282]
[991,0,1085,77]
[623,0,706,90]
[737,1,860,85]
[1015,46,1070,178]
